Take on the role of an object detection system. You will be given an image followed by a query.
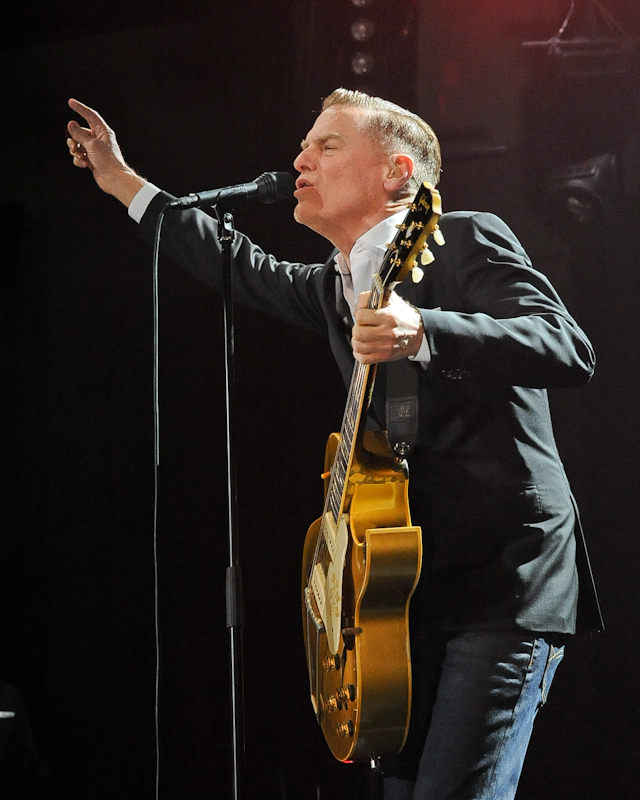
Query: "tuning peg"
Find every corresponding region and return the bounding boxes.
[412,265,424,283]
[433,228,445,246]
[420,247,435,265]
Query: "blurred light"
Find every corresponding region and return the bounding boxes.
[351,18,375,42]
[351,51,376,75]
[351,0,374,7]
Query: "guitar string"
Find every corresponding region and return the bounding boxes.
[309,281,381,575]
[311,364,364,573]
[305,193,433,614]
[304,189,435,736]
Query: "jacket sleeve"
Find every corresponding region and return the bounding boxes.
[138,190,330,336]
[419,211,595,388]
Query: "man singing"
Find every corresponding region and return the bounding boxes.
[67,89,599,800]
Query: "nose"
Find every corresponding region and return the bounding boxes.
[293,147,312,173]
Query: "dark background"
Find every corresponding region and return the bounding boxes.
[1,0,639,797]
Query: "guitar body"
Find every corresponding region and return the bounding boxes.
[302,432,422,761]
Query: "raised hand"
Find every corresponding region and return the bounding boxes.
[352,290,424,364]
[66,99,147,207]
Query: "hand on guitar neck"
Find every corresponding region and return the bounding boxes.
[351,290,424,364]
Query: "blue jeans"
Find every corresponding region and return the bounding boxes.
[382,631,565,800]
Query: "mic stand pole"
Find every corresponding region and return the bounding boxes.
[216,207,245,800]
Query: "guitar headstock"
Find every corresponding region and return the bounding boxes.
[379,182,443,290]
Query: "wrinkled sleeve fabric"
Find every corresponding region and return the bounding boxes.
[138,190,329,337]
[418,212,595,388]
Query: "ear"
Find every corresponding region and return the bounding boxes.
[383,154,414,193]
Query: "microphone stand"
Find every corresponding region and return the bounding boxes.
[216,207,245,800]
[160,181,291,797]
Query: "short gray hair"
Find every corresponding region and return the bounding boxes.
[322,88,441,197]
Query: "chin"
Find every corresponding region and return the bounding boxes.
[293,203,314,227]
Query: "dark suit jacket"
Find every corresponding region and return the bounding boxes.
[140,192,600,634]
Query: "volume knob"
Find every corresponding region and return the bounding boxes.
[336,719,355,738]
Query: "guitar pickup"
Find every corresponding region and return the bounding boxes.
[323,511,338,561]
[311,564,327,624]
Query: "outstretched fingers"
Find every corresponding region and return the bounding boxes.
[68,98,109,135]
[66,98,111,170]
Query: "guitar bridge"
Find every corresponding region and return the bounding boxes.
[304,586,325,633]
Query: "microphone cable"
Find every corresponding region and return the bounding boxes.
[151,205,168,800]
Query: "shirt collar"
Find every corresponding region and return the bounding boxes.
[334,209,407,274]
[357,210,407,254]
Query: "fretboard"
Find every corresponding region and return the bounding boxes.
[325,274,385,523]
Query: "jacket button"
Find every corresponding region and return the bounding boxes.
[441,368,472,380]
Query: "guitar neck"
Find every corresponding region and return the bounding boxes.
[323,184,442,527]
[325,359,374,523]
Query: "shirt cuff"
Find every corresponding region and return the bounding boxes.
[128,182,161,223]
[408,333,431,366]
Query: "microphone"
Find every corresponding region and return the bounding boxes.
[166,171,295,210]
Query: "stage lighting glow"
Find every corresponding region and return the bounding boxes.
[351,51,375,75]
[351,18,375,42]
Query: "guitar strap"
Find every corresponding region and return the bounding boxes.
[385,359,419,457]
[335,272,419,456]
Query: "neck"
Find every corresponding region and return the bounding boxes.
[332,200,409,266]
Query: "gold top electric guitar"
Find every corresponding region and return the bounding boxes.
[301,183,443,762]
